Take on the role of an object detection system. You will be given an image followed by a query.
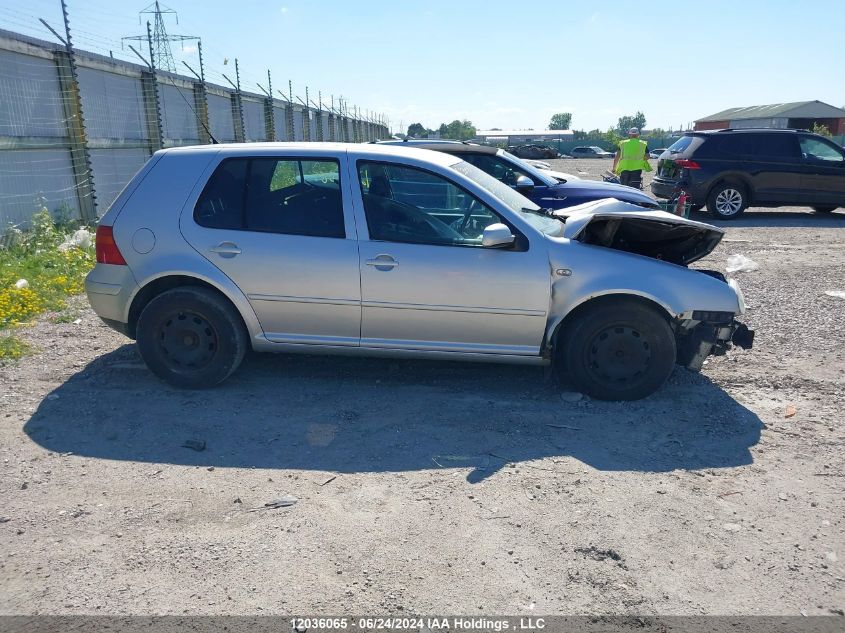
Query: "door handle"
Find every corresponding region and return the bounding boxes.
[365,255,398,269]
[209,242,242,258]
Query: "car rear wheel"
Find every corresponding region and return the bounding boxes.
[136,287,248,389]
[707,183,748,219]
[559,299,677,401]
[813,206,838,213]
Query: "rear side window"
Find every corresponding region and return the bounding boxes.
[194,158,344,238]
[459,153,534,186]
[193,160,247,229]
[706,133,798,159]
[745,134,798,158]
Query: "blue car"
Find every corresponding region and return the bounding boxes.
[377,140,658,210]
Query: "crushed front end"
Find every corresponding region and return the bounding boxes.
[675,276,754,371]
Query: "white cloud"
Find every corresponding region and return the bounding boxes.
[280,6,288,13]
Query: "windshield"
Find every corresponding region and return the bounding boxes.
[451,161,563,236]
[500,150,557,187]
[667,136,694,153]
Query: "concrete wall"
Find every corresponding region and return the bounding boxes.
[0,28,389,227]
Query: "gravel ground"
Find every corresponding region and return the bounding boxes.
[1,163,844,617]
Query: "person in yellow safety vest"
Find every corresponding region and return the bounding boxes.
[612,127,652,187]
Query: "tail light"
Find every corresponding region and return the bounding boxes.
[675,159,701,170]
[95,225,127,265]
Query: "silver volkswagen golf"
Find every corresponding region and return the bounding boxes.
[86,143,753,400]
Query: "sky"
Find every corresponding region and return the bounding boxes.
[3,0,844,134]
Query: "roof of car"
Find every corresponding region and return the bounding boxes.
[374,140,499,155]
[689,128,816,136]
[157,141,465,166]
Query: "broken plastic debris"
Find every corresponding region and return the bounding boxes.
[58,228,94,252]
[182,439,206,452]
[248,495,298,512]
[824,290,845,300]
[14,279,28,289]
[725,254,759,273]
[784,404,797,418]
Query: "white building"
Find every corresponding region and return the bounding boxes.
[473,129,574,145]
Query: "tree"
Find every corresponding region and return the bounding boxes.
[647,127,667,138]
[811,122,832,137]
[615,111,647,136]
[603,128,622,151]
[437,119,477,141]
[572,129,588,140]
[549,112,573,130]
[406,122,428,138]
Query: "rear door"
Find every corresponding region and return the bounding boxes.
[740,133,802,202]
[797,135,845,205]
[180,152,362,346]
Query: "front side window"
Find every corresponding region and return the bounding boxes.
[194,157,344,238]
[799,137,845,163]
[357,161,508,246]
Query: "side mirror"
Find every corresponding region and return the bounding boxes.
[482,223,515,248]
[515,175,534,191]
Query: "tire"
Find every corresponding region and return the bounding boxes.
[813,206,837,213]
[136,286,248,389]
[707,182,748,219]
[559,299,677,401]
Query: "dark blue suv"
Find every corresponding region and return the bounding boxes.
[651,129,845,219]
[377,141,658,210]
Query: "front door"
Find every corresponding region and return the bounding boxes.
[797,135,845,205]
[352,160,550,356]
[181,155,361,346]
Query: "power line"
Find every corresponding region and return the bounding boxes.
[121,1,197,73]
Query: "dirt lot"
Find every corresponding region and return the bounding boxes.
[1,161,844,617]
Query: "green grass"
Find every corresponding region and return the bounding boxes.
[0,333,31,360]
[0,208,95,360]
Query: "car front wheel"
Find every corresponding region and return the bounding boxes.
[136,286,248,389]
[707,183,748,219]
[559,299,677,401]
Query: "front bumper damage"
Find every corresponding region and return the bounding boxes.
[675,317,755,371]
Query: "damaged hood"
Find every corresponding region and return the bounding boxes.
[555,199,724,266]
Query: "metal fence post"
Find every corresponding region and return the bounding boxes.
[233,59,245,142]
[194,41,210,143]
[263,70,275,141]
[55,0,96,223]
[287,81,295,141]
[142,21,164,151]
[302,87,311,142]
